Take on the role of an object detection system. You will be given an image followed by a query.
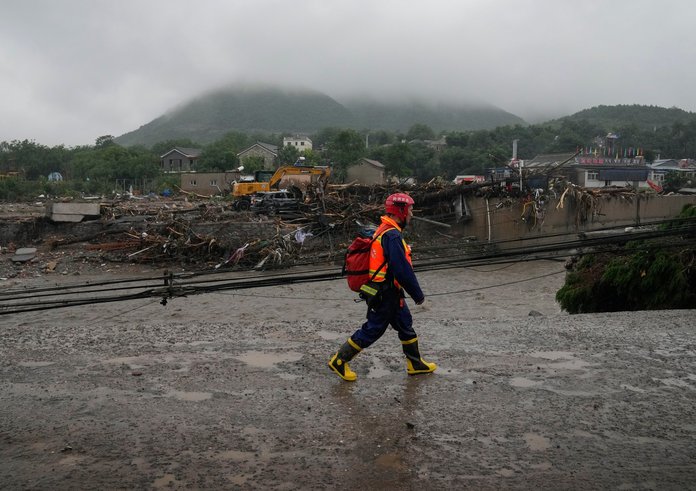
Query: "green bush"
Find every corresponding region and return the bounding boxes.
[0,178,117,201]
[556,246,695,313]
[0,178,41,201]
[557,205,696,313]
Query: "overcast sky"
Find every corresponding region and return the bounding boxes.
[2,0,695,146]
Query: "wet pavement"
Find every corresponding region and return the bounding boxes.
[1,262,695,489]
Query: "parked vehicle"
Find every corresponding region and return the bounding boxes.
[232,165,330,210]
[250,190,300,214]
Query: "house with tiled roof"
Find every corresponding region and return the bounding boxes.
[160,147,202,172]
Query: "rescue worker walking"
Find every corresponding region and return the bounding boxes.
[329,193,437,381]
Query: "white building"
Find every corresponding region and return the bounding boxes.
[283,136,313,152]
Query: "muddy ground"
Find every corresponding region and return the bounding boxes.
[1,255,695,489]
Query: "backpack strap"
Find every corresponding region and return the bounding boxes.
[367,257,387,283]
[368,225,395,283]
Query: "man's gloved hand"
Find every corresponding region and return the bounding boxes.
[415,297,429,311]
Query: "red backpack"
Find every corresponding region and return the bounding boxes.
[342,225,392,292]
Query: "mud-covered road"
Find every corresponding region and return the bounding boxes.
[1,260,695,489]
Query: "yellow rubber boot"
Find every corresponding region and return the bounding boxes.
[402,337,437,375]
[328,338,362,381]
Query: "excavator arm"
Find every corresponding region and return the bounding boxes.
[268,165,331,190]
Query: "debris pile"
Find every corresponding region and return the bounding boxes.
[45,184,461,270]
[1,180,662,274]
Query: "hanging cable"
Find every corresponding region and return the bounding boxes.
[0,218,693,316]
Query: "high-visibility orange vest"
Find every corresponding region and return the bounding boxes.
[368,215,412,287]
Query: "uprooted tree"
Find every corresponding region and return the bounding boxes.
[556,204,696,313]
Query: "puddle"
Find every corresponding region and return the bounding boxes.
[222,437,272,464]
[548,359,593,370]
[367,366,392,379]
[523,432,551,451]
[621,384,646,393]
[544,388,602,397]
[656,378,693,389]
[242,426,261,436]
[130,457,148,472]
[219,450,255,461]
[436,368,464,377]
[102,356,147,369]
[317,330,343,341]
[58,454,84,466]
[375,453,407,471]
[530,351,593,370]
[529,351,575,360]
[165,390,213,402]
[18,361,55,368]
[189,341,215,347]
[227,474,249,486]
[572,430,596,438]
[153,474,179,489]
[510,377,543,388]
[234,351,303,368]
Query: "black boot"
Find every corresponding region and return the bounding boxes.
[328,338,362,381]
[401,337,437,375]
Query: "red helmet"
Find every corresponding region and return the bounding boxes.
[385,193,414,220]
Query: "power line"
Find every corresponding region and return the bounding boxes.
[1,218,693,316]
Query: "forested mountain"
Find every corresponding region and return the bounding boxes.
[548,104,696,131]
[116,86,355,146]
[115,85,526,147]
[343,99,525,133]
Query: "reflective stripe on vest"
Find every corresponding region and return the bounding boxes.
[368,216,412,286]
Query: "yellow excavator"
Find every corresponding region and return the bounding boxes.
[231,164,331,210]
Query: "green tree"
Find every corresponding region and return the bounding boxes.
[369,142,412,178]
[239,155,266,173]
[95,135,116,148]
[198,132,250,171]
[663,171,688,192]
[439,146,470,179]
[312,127,343,149]
[326,129,366,179]
[298,148,318,165]
[643,148,656,163]
[405,123,436,141]
[277,144,300,166]
[0,140,70,180]
[445,131,470,148]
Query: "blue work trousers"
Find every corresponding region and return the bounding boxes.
[351,291,417,349]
